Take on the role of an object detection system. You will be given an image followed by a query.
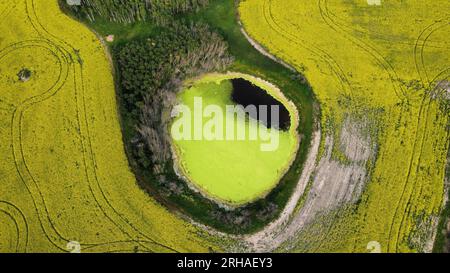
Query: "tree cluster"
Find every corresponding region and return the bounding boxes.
[115,23,233,173]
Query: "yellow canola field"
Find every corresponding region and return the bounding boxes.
[0,0,217,253]
[240,0,450,252]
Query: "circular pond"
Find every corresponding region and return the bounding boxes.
[170,72,299,206]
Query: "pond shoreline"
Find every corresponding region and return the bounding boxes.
[169,72,301,209]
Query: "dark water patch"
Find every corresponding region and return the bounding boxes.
[231,78,291,131]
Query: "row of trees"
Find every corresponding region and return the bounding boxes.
[68,0,209,24]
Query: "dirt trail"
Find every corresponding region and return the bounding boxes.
[240,25,297,73]
[244,129,321,251]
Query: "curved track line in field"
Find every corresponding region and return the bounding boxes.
[0,39,143,252]
[262,0,355,99]
[411,68,450,201]
[0,33,73,250]
[390,71,449,252]
[388,96,429,251]
[21,0,179,252]
[388,47,434,251]
[73,61,178,253]
[414,21,449,86]
[0,211,20,249]
[23,1,145,250]
[387,70,449,251]
[318,0,449,252]
[393,75,447,252]
[0,201,28,252]
[394,70,450,252]
[26,0,144,250]
[413,21,450,210]
[319,0,408,102]
[385,80,426,251]
[8,40,72,252]
[1,40,156,253]
[389,21,450,251]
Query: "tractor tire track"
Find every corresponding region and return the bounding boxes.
[318,0,447,252]
[262,0,355,99]
[24,0,179,252]
[395,70,450,252]
[319,0,408,102]
[0,201,28,252]
[8,40,72,252]
[391,22,450,252]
